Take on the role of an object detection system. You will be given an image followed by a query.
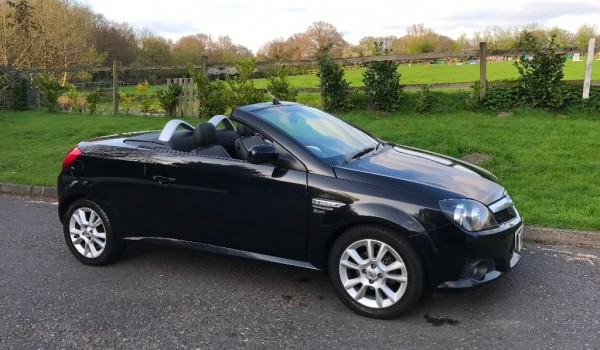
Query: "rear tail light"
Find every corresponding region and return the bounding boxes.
[62,146,81,170]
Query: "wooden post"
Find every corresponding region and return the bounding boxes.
[479,42,487,101]
[202,55,208,78]
[112,60,119,114]
[583,38,596,99]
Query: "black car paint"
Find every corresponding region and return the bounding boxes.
[58,102,521,288]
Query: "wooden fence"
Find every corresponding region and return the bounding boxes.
[167,78,196,117]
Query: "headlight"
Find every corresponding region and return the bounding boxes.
[439,199,499,232]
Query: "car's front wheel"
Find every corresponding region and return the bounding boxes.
[328,225,425,319]
[63,199,124,266]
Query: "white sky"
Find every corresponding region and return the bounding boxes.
[83,0,600,53]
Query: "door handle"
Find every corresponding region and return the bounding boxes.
[151,175,176,185]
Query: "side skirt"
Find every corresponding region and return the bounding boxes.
[122,237,320,271]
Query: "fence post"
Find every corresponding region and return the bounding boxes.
[202,55,208,78]
[583,38,596,99]
[479,42,487,101]
[112,60,119,114]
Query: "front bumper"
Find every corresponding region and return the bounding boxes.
[438,220,523,288]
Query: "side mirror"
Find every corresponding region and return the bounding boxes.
[247,144,279,164]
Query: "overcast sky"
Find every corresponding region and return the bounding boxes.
[83,0,600,53]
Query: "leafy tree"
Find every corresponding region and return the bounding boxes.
[573,24,598,48]
[188,64,228,118]
[266,65,297,101]
[133,30,172,66]
[226,58,263,108]
[156,83,183,116]
[362,42,402,112]
[317,45,351,112]
[514,37,566,110]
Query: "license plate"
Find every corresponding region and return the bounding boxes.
[514,227,523,253]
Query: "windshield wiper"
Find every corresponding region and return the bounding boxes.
[349,146,376,161]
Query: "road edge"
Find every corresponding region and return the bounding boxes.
[1,181,599,249]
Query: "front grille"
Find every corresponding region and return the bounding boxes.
[489,195,518,224]
[494,207,517,224]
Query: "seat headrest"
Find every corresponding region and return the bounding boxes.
[194,123,217,146]
[236,123,254,136]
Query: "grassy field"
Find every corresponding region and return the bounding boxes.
[252,60,600,89]
[1,108,599,230]
[112,60,600,94]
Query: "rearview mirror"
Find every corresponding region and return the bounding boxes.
[247,144,279,164]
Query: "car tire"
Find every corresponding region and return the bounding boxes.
[63,198,125,266]
[328,225,425,319]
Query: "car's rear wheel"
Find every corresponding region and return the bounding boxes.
[328,225,424,319]
[63,199,124,266]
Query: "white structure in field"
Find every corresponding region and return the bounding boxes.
[573,53,581,61]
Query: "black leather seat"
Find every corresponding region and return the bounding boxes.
[190,123,231,158]
[235,124,267,160]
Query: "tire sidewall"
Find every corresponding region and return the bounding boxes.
[328,225,425,319]
[63,198,121,266]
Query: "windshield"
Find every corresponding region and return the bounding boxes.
[253,105,378,164]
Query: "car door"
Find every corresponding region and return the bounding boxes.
[144,149,309,260]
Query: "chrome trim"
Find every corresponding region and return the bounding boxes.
[489,195,513,213]
[158,119,195,142]
[312,198,345,209]
[122,237,319,270]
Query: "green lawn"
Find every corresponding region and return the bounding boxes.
[252,60,600,89]
[1,109,599,231]
[107,59,600,93]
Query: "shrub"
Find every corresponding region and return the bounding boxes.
[465,81,482,111]
[266,65,297,102]
[135,80,153,114]
[513,36,566,110]
[227,58,264,109]
[483,86,522,111]
[86,88,101,115]
[188,64,228,118]
[415,85,432,113]
[0,71,29,111]
[317,44,352,112]
[118,92,136,113]
[156,83,183,116]
[33,73,63,112]
[363,42,403,112]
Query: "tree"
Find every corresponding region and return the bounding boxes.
[90,15,137,65]
[171,34,211,65]
[0,0,104,77]
[574,24,598,48]
[362,42,402,112]
[317,44,351,112]
[304,21,347,58]
[133,29,172,66]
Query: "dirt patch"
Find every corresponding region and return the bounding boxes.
[460,152,490,164]
[497,111,513,118]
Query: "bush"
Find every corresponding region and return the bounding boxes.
[415,85,432,113]
[118,92,136,113]
[188,64,228,118]
[135,81,153,114]
[465,81,482,111]
[86,88,101,115]
[513,36,566,110]
[483,86,522,111]
[317,44,352,112]
[156,83,183,116]
[227,58,263,109]
[33,73,64,112]
[363,42,403,112]
[266,65,297,102]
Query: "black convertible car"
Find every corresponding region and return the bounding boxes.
[58,101,522,319]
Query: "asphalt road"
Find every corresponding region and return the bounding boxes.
[1,195,599,350]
